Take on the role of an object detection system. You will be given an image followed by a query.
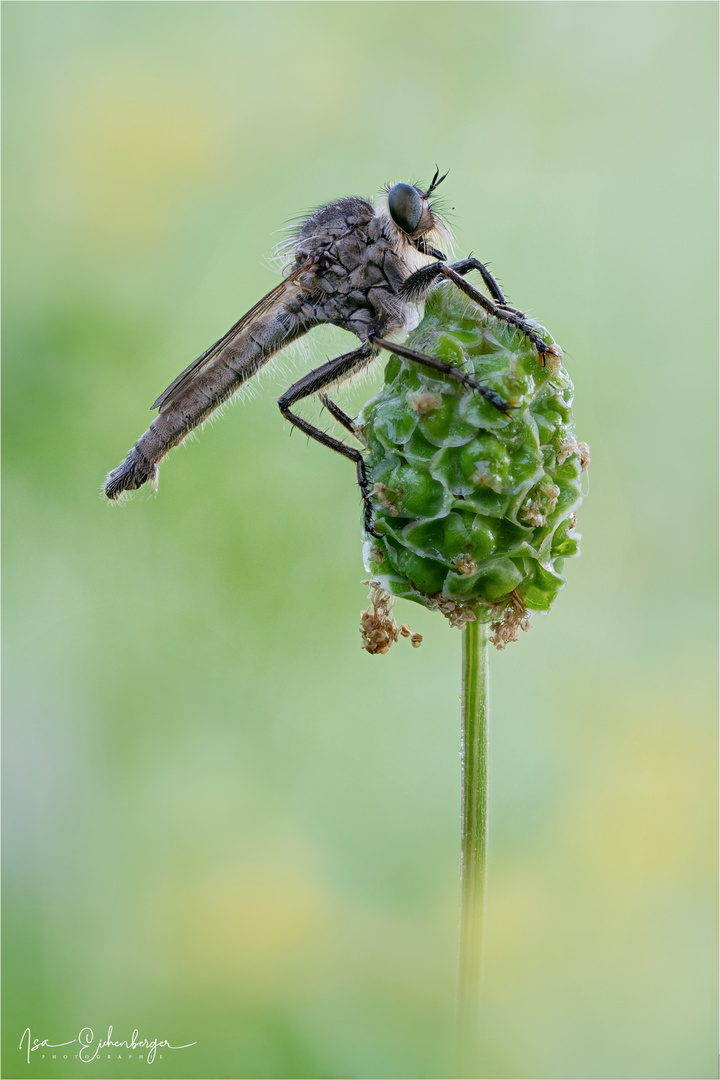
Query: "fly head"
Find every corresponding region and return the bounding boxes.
[386,168,450,261]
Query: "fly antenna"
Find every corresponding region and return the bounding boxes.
[425,166,449,198]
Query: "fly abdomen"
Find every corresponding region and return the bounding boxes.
[104,299,313,500]
[104,403,203,501]
[104,445,159,499]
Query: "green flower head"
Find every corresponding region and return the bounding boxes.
[360,284,588,648]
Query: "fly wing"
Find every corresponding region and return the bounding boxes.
[151,264,310,413]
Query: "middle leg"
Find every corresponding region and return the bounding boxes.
[367,332,513,415]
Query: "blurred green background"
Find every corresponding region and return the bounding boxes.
[3,3,717,1078]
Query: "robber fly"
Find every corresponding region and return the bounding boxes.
[104,170,553,532]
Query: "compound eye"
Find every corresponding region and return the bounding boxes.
[388,183,423,234]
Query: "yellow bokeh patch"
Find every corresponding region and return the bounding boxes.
[57,74,224,245]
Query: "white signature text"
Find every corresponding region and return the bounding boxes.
[19,1025,197,1065]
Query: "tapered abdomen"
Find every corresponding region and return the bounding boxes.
[104,307,311,500]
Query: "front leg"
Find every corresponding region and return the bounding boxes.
[400,256,505,304]
[441,265,552,364]
[450,256,507,304]
[401,257,553,364]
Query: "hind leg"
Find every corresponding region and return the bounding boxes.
[277,342,380,534]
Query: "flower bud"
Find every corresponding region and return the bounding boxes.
[360,284,588,647]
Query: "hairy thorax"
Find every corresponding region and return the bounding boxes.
[289,197,429,342]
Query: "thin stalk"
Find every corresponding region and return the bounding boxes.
[455,616,489,1078]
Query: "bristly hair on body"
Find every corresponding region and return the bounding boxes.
[103,169,549,526]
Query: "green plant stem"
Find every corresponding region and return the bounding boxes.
[455,616,489,1078]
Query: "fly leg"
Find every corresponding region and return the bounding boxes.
[401,257,505,304]
[401,258,552,364]
[448,257,507,304]
[367,333,513,415]
[442,265,552,364]
[451,257,536,321]
[318,393,366,445]
[277,342,380,535]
